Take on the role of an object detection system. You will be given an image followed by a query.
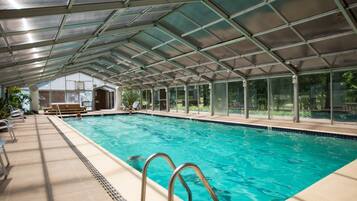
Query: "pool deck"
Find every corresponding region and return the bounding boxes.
[136,110,357,138]
[0,115,112,201]
[1,112,356,201]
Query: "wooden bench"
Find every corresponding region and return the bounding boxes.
[44,103,87,115]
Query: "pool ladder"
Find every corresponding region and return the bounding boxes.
[56,104,63,120]
[141,153,219,201]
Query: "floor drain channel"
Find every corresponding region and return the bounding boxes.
[48,117,127,201]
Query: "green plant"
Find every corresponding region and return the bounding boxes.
[0,97,9,119]
[122,89,140,109]
[7,86,31,110]
[0,87,31,119]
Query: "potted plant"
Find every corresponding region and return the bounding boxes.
[122,89,139,114]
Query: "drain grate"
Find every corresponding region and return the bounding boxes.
[48,117,127,201]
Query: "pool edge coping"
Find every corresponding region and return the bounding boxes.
[62,111,357,140]
[138,112,357,140]
[286,159,357,201]
[56,112,357,201]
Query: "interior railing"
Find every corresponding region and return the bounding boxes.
[168,163,219,201]
[141,153,219,201]
[141,153,192,201]
[56,104,63,120]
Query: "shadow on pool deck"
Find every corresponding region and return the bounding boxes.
[0,115,112,201]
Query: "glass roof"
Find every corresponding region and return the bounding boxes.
[0,0,356,87]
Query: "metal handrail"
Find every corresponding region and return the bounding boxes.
[56,104,63,120]
[168,163,219,201]
[141,153,192,201]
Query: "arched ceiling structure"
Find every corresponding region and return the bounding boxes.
[0,0,357,88]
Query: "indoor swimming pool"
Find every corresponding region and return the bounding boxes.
[65,114,357,201]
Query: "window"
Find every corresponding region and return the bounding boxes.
[213,82,227,115]
[299,73,330,120]
[199,84,210,113]
[332,71,357,122]
[188,85,199,113]
[249,79,268,118]
[177,87,185,111]
[154,89,160,110]
[228,81,244,115]
[170,88,177,111]
[270,77,293,119]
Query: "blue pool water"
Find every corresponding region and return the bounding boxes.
[65,114,357,201]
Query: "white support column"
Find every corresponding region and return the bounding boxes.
[165,87,170,112]
[30,86,39,113]
[151,88,154,111]
[184,84,189,114]
[209,82,214,116]
[197,85,200,114]
[292,75,300,123]
[267,78,271,120]
[226,82,229,116]
[114,86,122,111]
[175,87,178,112]
[243,80,249,119]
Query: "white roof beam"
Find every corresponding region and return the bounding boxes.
[130,40,212,82]
[0,24,151,54]
[156,24,247,79]
[335,0,357,33]
[0,0,199,20]
[201,0,297,75]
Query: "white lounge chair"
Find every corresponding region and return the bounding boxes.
[0,140,10,180]
[132,101,140,110]
[8,106,24,122]
[0,120,16,142]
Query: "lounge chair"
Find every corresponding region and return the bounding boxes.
[0,120,16,142]
[8,106,25,122]
[0,140,10,180]
[133,101,140,110]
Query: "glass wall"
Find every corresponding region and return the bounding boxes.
[39,91,50,107]
[198,84,210,113]
[169,88,177,111]
[154,89,160,110]
[188,85,199,113]
[270,77,293,119]
[213,82,228,115]
[249,79,268,118]
[159,89,166,111]
[66,91,79,103]
[332,71,357,122]
[147,90,152,110]
[177,87,185,111]
[228,81,244,115]
[141,90,148,110]
[80,91,92,109]
[138,70,357,123]
[299,73,330,120]
[38,72,115,110]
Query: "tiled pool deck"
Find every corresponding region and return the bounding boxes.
[1,112,356,201]
[0,115,112,201]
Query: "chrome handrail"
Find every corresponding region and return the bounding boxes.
[56,104,63,120]
[141,153,192,201]
[168,163,219,201]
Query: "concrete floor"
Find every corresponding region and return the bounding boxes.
[138,110,357,137]
[0,115,112,201]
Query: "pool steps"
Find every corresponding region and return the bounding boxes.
[141,153,218,201]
